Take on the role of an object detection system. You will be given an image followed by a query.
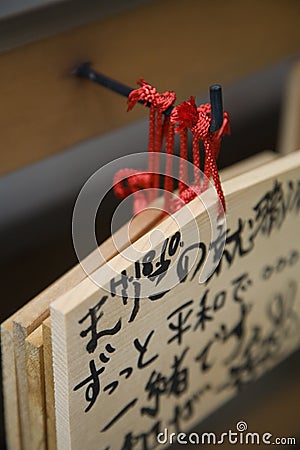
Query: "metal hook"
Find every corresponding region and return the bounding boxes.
[74,63,224,131]
[209,85,223,133]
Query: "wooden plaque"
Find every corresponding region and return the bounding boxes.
[51,151,300,449]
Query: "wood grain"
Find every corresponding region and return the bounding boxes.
[51,150,300,450]
[0,315,22,450]
[25,326,46,450]
[3,151,275,449]
[1,0,300,174]
[42,317,56,450]
[3,152,294,450]
[12,206,162,449]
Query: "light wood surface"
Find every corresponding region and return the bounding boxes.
[12,207,162,449]
[25,326,46,450]
[1,0,300,174]
[51,150,300,450]
[219,151,277,181]
[42,317,56,450]
[279,60,300,154]
[3,151,275,450]
[0,316,22,450]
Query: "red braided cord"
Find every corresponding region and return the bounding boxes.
[170,96,198,130]
[127,79,175,112]
[147,106,156,202]
[151,110,165,199]
[171,96,198,196]
[178,129,188,195]
[148,107,156,171]
[114,80,176,214]
[179,184,202,203]
[192,135,200,186]
[113,168,152,198]
[128,79,175,193]
[214,112,230,158]
[164,119,174,192]
[204,139,226,210]
[201,107,230,211]
[171,99,229,211]
[191,104,210,188]
[114,80,229,215]
[163,120,175,212]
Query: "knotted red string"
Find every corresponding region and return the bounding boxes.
[170,96,197,196]
[171,97,230,212]
[113,81,229,216]
[113,168,152,215]
[114,79,176,213]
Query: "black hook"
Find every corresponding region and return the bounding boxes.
[209,85,223,133]
[75,62,133,100]
[74,63,224,131]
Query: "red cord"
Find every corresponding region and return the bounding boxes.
[178,129,188,195]
[114,80,176,213]
[171,99,230,212]
[163,119,175,212]
[113,81,229,215]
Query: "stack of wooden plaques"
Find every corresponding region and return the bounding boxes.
[2,148,300,450]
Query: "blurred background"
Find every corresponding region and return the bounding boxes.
[0,0,300,448]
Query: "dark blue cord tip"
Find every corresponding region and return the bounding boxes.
[209,84,223,133]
